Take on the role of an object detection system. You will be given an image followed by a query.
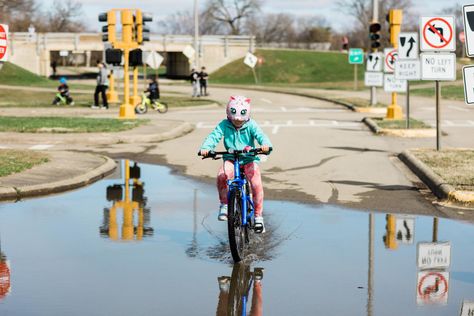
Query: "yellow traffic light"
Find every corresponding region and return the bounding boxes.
[386,9,403,120]
[135,10,152,44]
[99,11,117,43]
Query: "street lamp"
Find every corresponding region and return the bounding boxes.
[194,0,199,68]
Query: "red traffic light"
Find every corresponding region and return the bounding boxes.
[369,23,381,33]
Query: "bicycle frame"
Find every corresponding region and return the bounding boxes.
[226,155,255,227]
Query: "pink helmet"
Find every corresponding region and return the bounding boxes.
[226,96,251,122]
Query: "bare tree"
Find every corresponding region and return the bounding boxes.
[204,0,262,35]
[247,13,296,43]
[45,0,84,32]
[157,9,223,35]
[0,0,38,31]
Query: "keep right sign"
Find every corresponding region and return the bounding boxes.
[420,16,456,52]
[463,5,474,57]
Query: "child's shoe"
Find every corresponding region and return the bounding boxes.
[254,216,265,233]
[218,204,228,221]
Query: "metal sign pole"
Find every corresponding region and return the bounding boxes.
[354,64,358,90]
[406,81,410,129]
[436,80,441,151]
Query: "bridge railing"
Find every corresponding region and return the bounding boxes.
[9,32,255,47]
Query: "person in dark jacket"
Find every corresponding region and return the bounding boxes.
[199,66,209,96]
[145,75,160,101]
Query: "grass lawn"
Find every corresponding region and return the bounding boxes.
[0,117,148,133]
[410,84,464,101]
[0,149,49,177]
[412,149,474,191]
[373,117,431,129]
[0,88,218,108]
[211,49,365,86]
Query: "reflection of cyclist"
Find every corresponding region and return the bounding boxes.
[145,76,160,102]
[215,266,263,316]
[199,96,272,233]
[0,251,11,300]
[52,77,74,105]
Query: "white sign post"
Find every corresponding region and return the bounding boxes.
[417,271,449,306]
[460,301,474,316]
[395,60,421,80]
[463,5,474,57]
[146,51,164,70]
[384,74,407,92]
[384,48,398,73]
[243,52,258,83]
[417,242,451,270]
[365,72,383,87]
[0,24,8,63]
[398,32,419,59]
[420,16,456,151]
[421,53,456,81]
[366,52,383,72]
[420,16,456,52]
[463,65,474,105]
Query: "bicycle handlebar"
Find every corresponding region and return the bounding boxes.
[198,147,273,160]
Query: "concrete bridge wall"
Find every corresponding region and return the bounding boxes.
[7,33,255,77]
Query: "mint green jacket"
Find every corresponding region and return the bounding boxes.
[200,119,272,164]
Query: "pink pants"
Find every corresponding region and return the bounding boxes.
[217,161,264,217]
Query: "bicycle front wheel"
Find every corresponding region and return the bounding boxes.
[156,101,168,114]
[135,103,148,114]
[228,189,247,263]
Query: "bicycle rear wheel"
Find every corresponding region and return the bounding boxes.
[155,101,168,113]
[227,263,252,316]
[228,189,247,263]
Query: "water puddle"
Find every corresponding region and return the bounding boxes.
[0,161,473,315]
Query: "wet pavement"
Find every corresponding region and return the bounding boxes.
[0,161,473,315]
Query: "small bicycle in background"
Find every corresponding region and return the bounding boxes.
[199,147,272,263]
[135,92,168,114]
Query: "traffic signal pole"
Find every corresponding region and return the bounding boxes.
[386,9,403,120]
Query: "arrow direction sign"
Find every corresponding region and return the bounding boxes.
[399,32,419,60]
[348,48,364,64]
[366,52,383,72]
[463,5,474,57]
[420,16,456,52]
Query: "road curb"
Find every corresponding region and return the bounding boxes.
[362,117,436,137]
[0,155,117,201]
[398,150,474,205]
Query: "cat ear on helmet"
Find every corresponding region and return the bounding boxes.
[230,96,236,100]
[245,98,251,103]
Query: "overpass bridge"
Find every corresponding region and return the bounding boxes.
[7,32,255,77]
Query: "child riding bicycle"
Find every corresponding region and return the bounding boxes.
[52,77,74,106]
[199,96,272,233]
[145,75,160,102]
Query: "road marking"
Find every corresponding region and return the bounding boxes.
[196,120,362,132]
[445,120,454,126]
[0,145,8,149]
[177,108,346,114]
[272,125,280,134]
[469,120,474,125]
[448,105,470,112]
[426,120,474,127]
[260,98,272,104]
[280,106,287,112]
[29,144,54,150]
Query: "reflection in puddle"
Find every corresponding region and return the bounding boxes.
[0,162,473,315]
[216,264,263,316]
[100,161,154,241]
[0,239,11,301]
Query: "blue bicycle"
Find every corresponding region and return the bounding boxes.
[199,147,272,262]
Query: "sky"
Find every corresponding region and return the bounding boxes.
[38,0,468,33]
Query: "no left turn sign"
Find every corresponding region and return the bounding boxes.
[420,16,456,51]
[0,24,8,62]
